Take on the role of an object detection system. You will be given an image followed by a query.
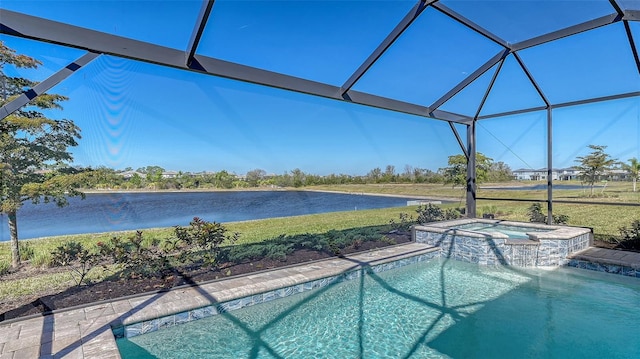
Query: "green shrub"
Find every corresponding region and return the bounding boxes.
[31,250,53,268]
[317,227,387,255]
[265,243,294,261]
[223,244,267,263]
[326,239,341,255]
[553,213,569,225]
[481,205,498,215]
[389,212,414,232]
[528,203,569,224]
[19,242,35,261]
[203,225,399,266]
[51,241,100,286]
[98,231,170,278]
[528,203,547,223]
[174,217,239,269]
[416,204,462,223]
[380,236,397,245]
[617,220,640,250]
[444,208,462,220]
[0,260,9,276]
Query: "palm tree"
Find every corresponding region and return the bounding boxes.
[624,158,640,192]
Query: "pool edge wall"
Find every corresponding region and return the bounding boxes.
[114,248,440,339]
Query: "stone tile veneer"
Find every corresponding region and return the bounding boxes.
[115,250,440,338]
[566,259,640,278]
[414,219,592,267]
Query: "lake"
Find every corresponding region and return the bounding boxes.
[0,191,427,241]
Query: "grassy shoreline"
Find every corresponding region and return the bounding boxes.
[0,205,424,264]
[1,182,638,307]
[0,205,420,305]
[2,181,638,260]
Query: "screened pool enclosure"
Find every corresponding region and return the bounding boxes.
[1,0,639,221]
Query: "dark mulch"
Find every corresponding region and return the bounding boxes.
[2,232,635,323]
[593,238,640,252]
[0,233,411,322]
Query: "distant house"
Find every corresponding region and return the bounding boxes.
[556,167,581,181]
[512,167,635,181]
[121,170,144,179]
[513,168,548,181]
[607,169,629,181]
[161,171,179,179]
[513,167,581,181]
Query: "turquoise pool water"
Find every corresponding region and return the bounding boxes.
[117,259,640,358]
[454,222,546,239]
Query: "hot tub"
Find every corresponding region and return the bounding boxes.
[413,218,592,267]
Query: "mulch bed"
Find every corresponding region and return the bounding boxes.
[1,233,411,322]
[2,232,635,323]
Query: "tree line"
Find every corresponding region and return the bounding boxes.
[57,157,514,191]
[49,146,640,193]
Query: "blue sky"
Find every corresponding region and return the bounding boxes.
[1,0,639,175]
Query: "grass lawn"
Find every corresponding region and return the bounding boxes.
[0,206,417,307]
[312,181,640,238]
[0,206,420,270]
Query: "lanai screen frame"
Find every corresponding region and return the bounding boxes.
[1,0,639,224]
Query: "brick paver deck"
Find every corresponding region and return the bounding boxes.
[2,244,638,358]
[0,243,437,359]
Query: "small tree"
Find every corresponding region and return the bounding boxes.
[139,165,165,189]
[367,167,382,183]
[1,42,83,267]
[382,165,396,183]
[623,158,640,192]
[487,161,513,182]
[290,168,306,188]
[575,145,616,196]
[214,170,235,189]
[441,153,493,192]
[246,168,266,187]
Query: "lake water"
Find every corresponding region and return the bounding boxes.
[0,191,425,241]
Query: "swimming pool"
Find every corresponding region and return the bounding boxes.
[116,259,640,358]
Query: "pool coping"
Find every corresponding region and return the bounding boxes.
[415,218,592,240]
[567,247,640,276]
[0,242,438,359]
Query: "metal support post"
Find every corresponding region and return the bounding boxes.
[466,121,477,218]
[547,108,553,224]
